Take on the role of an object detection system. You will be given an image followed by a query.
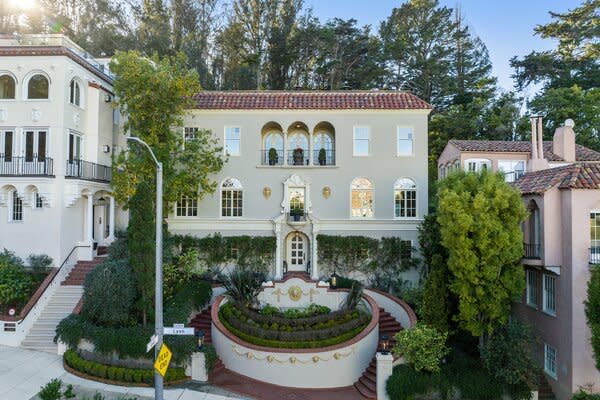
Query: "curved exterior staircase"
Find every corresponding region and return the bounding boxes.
[21,256,104,352]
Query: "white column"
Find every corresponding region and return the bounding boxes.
[275,222,283,279]
[86,194,93,244]
[107,195,116,243]
[376,352,394,400]
[311,228,319,280]
[283,131,288,166]
[190,352,208,382]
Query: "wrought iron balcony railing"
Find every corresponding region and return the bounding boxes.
[523,243,541,259]
[261,149,284,166]
[0,155,54,176]
[287,149,310,166]
[590,248,600,265]
[65,159,112,182]
[313,149,335,166]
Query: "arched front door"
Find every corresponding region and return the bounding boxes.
[287,232,308,272]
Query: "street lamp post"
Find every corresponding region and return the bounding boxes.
[126,137,164,400]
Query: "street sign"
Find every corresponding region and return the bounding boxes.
[154,344,172,377]
[164,326,195,335]
[146,334,158,353]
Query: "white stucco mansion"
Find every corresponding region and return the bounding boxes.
[0,34,126,264]
[169,91,432,281]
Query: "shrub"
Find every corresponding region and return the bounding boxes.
[81,260,136,327]
[28,254,53,273]
[0,255,33,310]
[219,269,265,307]
[573,391,600,400]
[201,344,218,376]
[392,324,449,373]
[38,379,75,400]
[342,281,363,310]
[586,266,600,369]
[480,320,539,388]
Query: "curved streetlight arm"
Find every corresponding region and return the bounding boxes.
[126,136,161,170]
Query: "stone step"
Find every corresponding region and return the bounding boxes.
[354,381,376,400]
[358,375,376,392]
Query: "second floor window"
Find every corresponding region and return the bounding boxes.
[34,192,43,209]
[353,127,370,156]
[69,80,81,106]
[591,212,600,264]
[176,196,197,217]
[543,274,556,315]
[0,74,16,99]
[1,130,13,161]
[225,127,241,156]
[465,158,491,173]
[397,127,414,156]
[27,74,49,99]
[544,344,557,379]
[394,178,417,218]
[25,129,47,161]
[351,177,373,218]
[526,269,538,308]
[498,160,525,182]
[221,178,243,217]
[11,190,23,222]
[184,127,198,142]
[68,132,82,162]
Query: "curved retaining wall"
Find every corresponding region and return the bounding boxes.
[211,293,379,388]
[363,288,417,329]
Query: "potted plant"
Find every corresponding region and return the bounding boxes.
[290,207,304,221]
[293,148,304,165]
[318,148,327,165]
[268,147,278,165]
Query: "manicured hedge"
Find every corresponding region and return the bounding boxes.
[240,303,354,328]
[63,349,187,385]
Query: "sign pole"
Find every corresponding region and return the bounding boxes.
[155,161,164,400]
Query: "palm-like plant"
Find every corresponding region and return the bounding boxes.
[219,269,265,308]
[343,281,364,310]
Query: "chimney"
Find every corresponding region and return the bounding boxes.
[530,117,538,160]
[528,115,550,172]
[553,119,576,163]
[537,116,544,159]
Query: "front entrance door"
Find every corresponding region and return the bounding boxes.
[287,232,307,272]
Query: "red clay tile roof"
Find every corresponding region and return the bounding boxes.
[0,46,113,84]
[191,91,432,110]
[449,139,600,162]
[513,163,600,195]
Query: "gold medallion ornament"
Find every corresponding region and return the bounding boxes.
[322,186,331,199]
[288,286,303,301]
[263,186,272,199]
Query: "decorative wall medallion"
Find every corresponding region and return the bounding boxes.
[31,108,41,122]
[263,186,271,199]
[288,286,303,301]
[322,186,331,199]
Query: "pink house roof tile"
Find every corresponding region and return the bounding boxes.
[191,91,432,110]
[513,163,600,195]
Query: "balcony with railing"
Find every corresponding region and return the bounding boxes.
[523,243,541,259]
[0,155,54,176]
[590,248,600,265]
[261,149,284,166]
[287,149,310,166]
[313,149,335,166]
[65,159,112,183]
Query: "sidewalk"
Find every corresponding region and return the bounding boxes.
[0,345,248,400]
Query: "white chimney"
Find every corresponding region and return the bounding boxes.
[553,119,576,163]
[530,117,538,160]
[528,115,550,172]
[537,116,544,159]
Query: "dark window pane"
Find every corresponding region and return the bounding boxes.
[0,75,15,99]
[25,131,34,161]
[28,74,49,99]
[38,131,46,161]
[4,131,12,161]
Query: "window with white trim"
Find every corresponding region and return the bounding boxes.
[353,127,370,156]
[591,212,600,264]
[34,192,43,209]
[394,178,417,218]
[184,127,198,142]
[498,160,526,182]
[526,269,538,308]
[10,190,23,221]
[0,74,16,99]
[351,177,373,217]
[221,178,243,217]
[176,195,197,217]
[465,158,491,173]
[27,74,49,99]
[69,79,81,106]
[225,127,241,156]
[543,274,556,315]
[397,127,414,156]
[544,343,557,379]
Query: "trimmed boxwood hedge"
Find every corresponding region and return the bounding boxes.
[64,349,187,385]
[240,304,352,328]
[219,302,371,348]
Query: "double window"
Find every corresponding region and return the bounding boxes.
[176,196,198,217]
[353,127,370,156]
[498,160,526,182]
[225,127,241,156]
[544,343,557,379]
[10,190,23,222]
[465,158,491,173]
[397,127,414,156]
[221,178,243,217]
[526,269,538,308]
[394,178,417,218]
[351,177,374,218]
[543,274,557,316]
[24,129,47,161]
[69,79,81,106]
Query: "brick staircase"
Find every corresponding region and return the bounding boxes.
[21,256,104,353]
[189,307,226,378]
[538,375,556,400]
[354,307,403,400]
[62,256,105,286]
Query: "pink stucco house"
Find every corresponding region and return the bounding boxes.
[438,119,600,399]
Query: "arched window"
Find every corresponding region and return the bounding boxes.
[221,178,243,217]
[0,74,16,99]
[264,131,283,165]
[394,178,417,218]
[351,178,373,218]
[27,74,49,99]
[314,132,334,165]
[69,79,81,106]
[10,190,23,222]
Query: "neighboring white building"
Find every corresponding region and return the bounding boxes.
[169,91,432,281]
[0,34,125,264]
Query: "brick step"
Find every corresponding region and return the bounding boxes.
[354,381,376,400]
[362,369,376,384]
[358,376,376,392]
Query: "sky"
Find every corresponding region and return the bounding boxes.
[307,0,582,92]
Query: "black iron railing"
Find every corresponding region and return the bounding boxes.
[524,243,541,259]
[590,248,600,265]
[65,159,112,182]
[313,149,335,166]
[287,149,310,166]
[0,155,54,176]
[261,149,284,166]
[503,170,526,182]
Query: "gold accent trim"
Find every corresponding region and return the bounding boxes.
[231,345,357,364]
[271,287,320,303]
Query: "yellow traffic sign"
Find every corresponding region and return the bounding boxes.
[154,343,172,377]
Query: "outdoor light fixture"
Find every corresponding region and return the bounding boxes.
[381,334,390,355]
[330,271,338,289]
[102,145,111,153]
[8,308,16,317]
[263,186,271,199]
[322,186,331,199]
[196,330,205,350]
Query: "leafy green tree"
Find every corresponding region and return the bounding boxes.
[437,171,527,344]
[0,256,33,312]
[585,266,600,370]
[420,256,451,333]
[392,324,449,373]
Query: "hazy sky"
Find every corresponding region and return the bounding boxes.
[307,0,582,92]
